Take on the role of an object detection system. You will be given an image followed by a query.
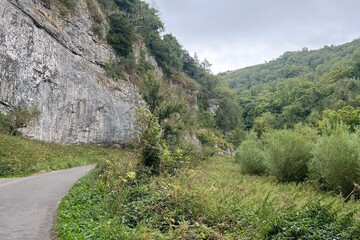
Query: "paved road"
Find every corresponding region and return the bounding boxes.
[0,165,94,240]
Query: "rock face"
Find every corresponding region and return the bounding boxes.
[0,0,144,144]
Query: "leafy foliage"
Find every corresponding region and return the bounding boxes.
[235,133,267,175]
[309,124,360,196]
[0,108,40,135]
[215,92,243,134]
[48,2,360,239]
[135,108,163,175]
[318,106,360,132]
[264,201,359,239]
[107,13,135,57]
[264,128,314,182]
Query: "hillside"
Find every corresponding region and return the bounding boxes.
[221,39,360,129]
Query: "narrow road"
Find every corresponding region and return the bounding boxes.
[0,165,94,240]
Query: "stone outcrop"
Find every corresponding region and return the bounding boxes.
[0,0,144,144]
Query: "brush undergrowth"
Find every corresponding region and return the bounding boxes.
[0,133,122,177]
[57,156,360,239]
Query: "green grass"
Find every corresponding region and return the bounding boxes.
[0,133,123,177]
[57,156,360,239]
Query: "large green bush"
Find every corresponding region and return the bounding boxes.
[107,13,134,57]
[309,124,360,197]
[265,128,313,182]
[235,133,268,175]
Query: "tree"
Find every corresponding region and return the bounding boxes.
[106,13,134,57]
[201,58,212,74]
[150,34,184,74]
[253,112,277,137]
[216,94,243,134]
[318,106,360,132]
[182,51,202,79]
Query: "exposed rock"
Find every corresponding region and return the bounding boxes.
[0,0,145,144]
[208,98,219,116]
[133,41,163,78]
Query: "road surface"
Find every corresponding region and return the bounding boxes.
[0,165,94,240]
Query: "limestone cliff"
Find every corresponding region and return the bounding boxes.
[0,0,145,144]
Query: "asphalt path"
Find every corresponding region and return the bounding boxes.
[0,165,94,240]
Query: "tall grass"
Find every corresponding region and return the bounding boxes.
[57,156,360,239]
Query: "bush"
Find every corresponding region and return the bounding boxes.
[196,129,216,147]
[0,107,40,135]
[107,13,134,57]
[309,124,360,197]
[235,133,268,175]
[226,127,246,147]
[136,108,163,175]
[265,129,313,182]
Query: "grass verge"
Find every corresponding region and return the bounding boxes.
[0,133,122,177]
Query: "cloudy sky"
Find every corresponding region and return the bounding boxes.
[153,0,360,73]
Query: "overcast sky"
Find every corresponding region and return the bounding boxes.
[153,0,360,73]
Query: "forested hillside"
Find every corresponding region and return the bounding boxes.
[221,39,360,130]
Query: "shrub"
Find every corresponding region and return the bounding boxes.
[235,133,268,175]
[107,13,134,57]
[139,73,163,114]
[196,128,216,147]
[0,107,40,135]
[309,124,360,197]
[265,129,313,182]
[225,126,247,147]
[136,108,163,175]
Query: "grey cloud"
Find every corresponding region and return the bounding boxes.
[155,0,360,72]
